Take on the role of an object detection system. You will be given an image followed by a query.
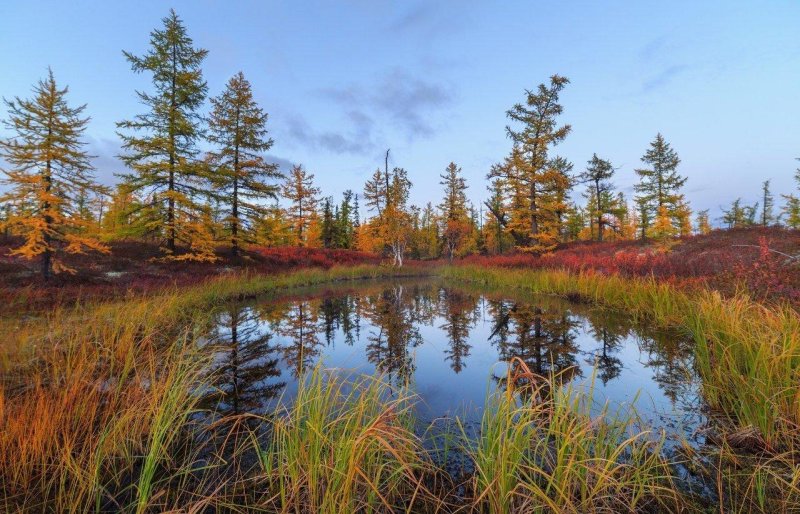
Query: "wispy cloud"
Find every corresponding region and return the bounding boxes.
[264,154,296,175]
[641,64,689,93]
[283,112,375,155]
[319,68,455,140]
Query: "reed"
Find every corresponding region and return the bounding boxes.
[252,366,432,513]
[441,266,800,451]
[0,265,427,512]
[465,359,681,513]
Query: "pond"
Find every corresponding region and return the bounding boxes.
[200,278,706,448]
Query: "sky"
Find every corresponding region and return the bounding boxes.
[1,0,799,223]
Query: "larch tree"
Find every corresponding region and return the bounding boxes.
[674,198,693,237]
[488,75,573,253]
[282,164,320,246]
[382,168,413,266]
[695,209,711,235]
[578,154,616,241]
[634,133,686,238]
[117,9,212,258]
[721,198,758,228]
[0,70,108,280]
[483,179,509,254]
[439,161,470,261]
[207,72,281,256]
[363,167,387,221]
[760,179,775,226]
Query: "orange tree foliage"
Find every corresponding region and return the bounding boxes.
[488,76,573,254]
[282,165,320,247]
[0,70,108,279]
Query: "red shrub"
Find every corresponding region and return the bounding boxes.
[457,228,800,306]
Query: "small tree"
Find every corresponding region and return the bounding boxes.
[383,168,412,266]
[674,198,693,237]
[650,205,676,243]
[761,179,775,226]
[207,72,281,256]
[721,198,758,228]
[634,133,686,237]
[695,209,711,235]
[578,153,615,241]
[780,165,799,229]
[0,70,108,279]
[282,164,320,246]
[439,162,470,261]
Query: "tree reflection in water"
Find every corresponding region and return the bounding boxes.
[275,301,322,377]
[362,284,425,384]
[487,299,582,388]
[437,289,479,373]
[203,280,698,434]
[202,306,285,417]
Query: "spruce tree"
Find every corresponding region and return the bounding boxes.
[439,162,468,221]
[117,9,210,256]
[207,72,281,256]
[336,190,355,249]
[0,70,108,279]
[320,197,335,248]
[634,134,686,237]
[439,162,470,261]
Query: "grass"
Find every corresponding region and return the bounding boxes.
[441,265,800,452]
[253,366,430,513]
[0,265,426,512]
[1,262,799,512]
[465,359,680,514]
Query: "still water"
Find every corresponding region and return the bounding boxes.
[201,279,704,444]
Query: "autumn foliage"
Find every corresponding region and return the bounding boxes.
[459,227,800,305]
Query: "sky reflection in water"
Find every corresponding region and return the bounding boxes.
[201,279,704,445]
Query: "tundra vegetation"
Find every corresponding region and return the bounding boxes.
[1,9,800,514]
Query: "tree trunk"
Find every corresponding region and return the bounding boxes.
[231,109,241,257]
[168,165,175,252]
[42,148,53,281]
[595,179,604,242]
[167,42,177,253]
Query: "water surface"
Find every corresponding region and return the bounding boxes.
[201,279,704,445]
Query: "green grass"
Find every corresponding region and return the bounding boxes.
[441,265,800,452]
[253,365,430,513]
[466,359,680,513]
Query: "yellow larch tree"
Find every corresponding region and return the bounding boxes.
[281,164,320,246]
[0,69,108,279]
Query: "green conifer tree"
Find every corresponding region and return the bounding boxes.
[578,153,615,241]
[207,72,281,256]
[634,134,686,237]
[117,9,210,257]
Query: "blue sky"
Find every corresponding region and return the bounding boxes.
[1,0,799,222]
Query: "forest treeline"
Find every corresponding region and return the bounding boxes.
[1,10,799,279]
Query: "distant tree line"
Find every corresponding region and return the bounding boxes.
[1,11,799,279]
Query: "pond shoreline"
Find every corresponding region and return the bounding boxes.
[2,264,798,512]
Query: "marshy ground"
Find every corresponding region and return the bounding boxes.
[1,229,799,513]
